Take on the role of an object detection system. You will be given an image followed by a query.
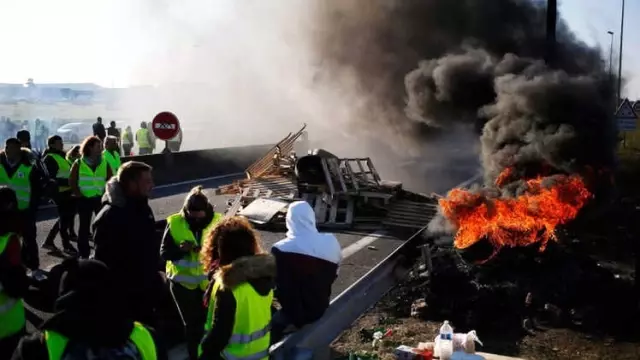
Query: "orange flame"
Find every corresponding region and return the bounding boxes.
[439,169,592,255]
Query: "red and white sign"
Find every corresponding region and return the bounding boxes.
[151,111,181,141]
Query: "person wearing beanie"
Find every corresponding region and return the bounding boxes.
[10,258,168,360]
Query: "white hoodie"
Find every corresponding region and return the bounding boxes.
[272,201,342,265]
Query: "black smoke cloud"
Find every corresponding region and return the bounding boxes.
[310,0,616,187]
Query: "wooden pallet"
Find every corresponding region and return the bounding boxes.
[321,157,382,196]
[238,176,298,199]
[245,124,307,179]
[301,193,354,228]
[382,198,439,229]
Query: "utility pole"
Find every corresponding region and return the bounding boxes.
[608,31,614,80]
[545,0,557,66]
[617,0,625,104]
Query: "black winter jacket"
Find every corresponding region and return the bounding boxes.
[92,178,161,287]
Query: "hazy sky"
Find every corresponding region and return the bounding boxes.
[0,0,638,97]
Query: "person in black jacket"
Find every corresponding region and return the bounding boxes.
[0,188,28,359]
[93,117,106,142]
[270,201,342,343]
[10,258,168,360]
[0,138,49,281]
[41,135,77,255]
[92,161,163,326]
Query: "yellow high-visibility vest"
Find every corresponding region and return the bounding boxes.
[202,270,273,360]
[77,158,107,198]
[45,321,157,360]
[45,153,71,192]
[103,150,121,174]
[0,233,26,340]
[136,128,150,149]
[0,163,33,210]
[122,129,132,145]
[165,212,222,291]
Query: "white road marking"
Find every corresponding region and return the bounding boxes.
[340,230,387,260]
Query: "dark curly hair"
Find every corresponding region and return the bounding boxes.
[200,216,263,272]
[80,136,102,157]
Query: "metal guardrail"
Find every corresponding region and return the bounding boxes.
[270,172,483,360]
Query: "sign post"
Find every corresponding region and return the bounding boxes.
[152,111,181,152]
[615,98,638,148]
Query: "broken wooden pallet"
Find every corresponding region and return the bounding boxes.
[382,198,439,229]
[321,157,382,196]
[245,123,307,179]
[239,176,298,199]
[301,193,355,228]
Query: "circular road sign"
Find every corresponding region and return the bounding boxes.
[151,111,181,141]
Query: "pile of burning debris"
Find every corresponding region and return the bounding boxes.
[396,167,637,338]
[215,125,439,231]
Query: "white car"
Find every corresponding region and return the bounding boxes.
[56,122,93,144]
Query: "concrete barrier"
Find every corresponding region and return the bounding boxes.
[120,144,273,186]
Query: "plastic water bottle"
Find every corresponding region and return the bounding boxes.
[438,320,454,360]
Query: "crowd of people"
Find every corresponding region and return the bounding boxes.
[92,116,183,156]
[0,129,342,360]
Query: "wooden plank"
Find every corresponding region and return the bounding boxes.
[329,158,348,194]
[253,189,261,198]
[344,160,360,192]
[314,194,327,224]
[356,159,367,176]
[345,199,355,224]
[366,158,382,184]
[241,187,251,197]
[225,194,244,219]
[265,190,273,198]
[320,158,336,197]
[328,198,339,224]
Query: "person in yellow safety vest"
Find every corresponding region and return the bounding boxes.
[69,136,112,259]
[199,217,276,360]
[10,258,168,360]
[103,136,121,175]
[160,186,222,360]
[41,135,78,255]
[121,126,134,156]
[0,138,48,282]
[0,188,28,359]
[136,122,153,155]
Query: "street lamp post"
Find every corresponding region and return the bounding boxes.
[617,0,625,104]
[607,31,614,80]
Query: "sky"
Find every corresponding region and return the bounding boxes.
[0,0,638,98]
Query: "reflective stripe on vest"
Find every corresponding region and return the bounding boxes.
[45,153,71,192]
[136,128,150,148]
[0,163,33,210]
[45,321,157,360]
[203,276,273,360]
[165,212,222,290]
[0,233,26,339]
[103,150,121,174]
[78,158,107,198]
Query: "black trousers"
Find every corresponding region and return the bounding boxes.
[19,209,38,270]
[44,192,76,247]
[77,196,101,258]
[123,144,132,156]
[0,327,25,359]
[170,281,206,360]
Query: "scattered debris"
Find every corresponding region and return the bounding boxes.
[216,125,438,230]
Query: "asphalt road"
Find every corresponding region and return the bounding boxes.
[26,162,478,359]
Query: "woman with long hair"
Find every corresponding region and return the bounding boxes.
[199,217,275,360]
[160,185,222,360]
[69,136,112,259]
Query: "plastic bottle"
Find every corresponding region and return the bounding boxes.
[438,320,454,360]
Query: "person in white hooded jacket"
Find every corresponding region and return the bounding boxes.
[270,200,342,343]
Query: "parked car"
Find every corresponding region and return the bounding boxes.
[56,122,92,144]
[56,121,126,144]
